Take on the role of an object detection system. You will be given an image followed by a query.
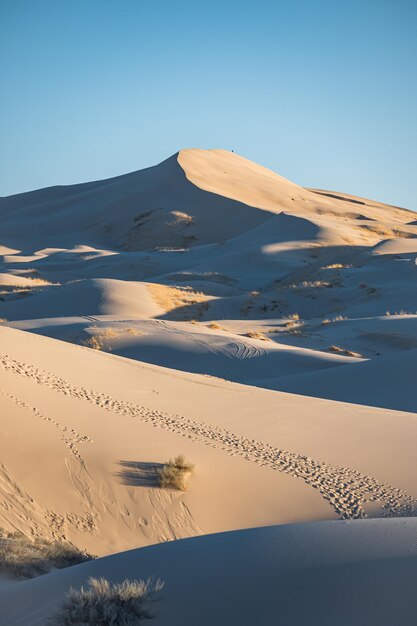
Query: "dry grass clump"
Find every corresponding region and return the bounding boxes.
[328,345,363,358]
[289,280,333,289]
[283,314,304,331]
[49,576,164,625]
[0,531,90,580]
[125,327,145,336]
[168,272,236,286]
[385,310,417,317]
[244,330,269,341]
[149,283,211,321]
[82,336,106,351]
[21,268,56,285]
[157,455,194,491]
[82,326,145,350]
[321,315,347,324]
[208,322,224,330]
[170,210,194,224]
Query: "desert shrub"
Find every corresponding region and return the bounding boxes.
[244,330,269,341]
[208,322,223,330]
[321,315,347,324]
[82,336,105,350]
[328,345,363,358]
[157,455,194,491]
[125,327,145,336]
[0,531,91,579]
[49,576,164,625]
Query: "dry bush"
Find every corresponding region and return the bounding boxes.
[82,327,121,350]
[321,263,353,269]
[289,280,332,289]
[208,322,223,330]
[385,310,416,317]
[49,576,164,625]
[0,531,90,580]
[284,314,304,330]
[125,327,145,336]
[82,336,105,351]
[148,283,211,320]
[157,455,194,491]
[321,315,347,324]
[328,345,363,358]
[244,330,269,341]
[170,210,193,224]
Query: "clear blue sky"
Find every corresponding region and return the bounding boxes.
[1,0,416,208]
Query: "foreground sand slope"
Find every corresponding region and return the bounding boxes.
[0,325,416,558]
[1,518,416,626]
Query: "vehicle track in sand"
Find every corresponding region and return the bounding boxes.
[1,352,416,520]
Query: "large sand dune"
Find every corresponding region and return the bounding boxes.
[0,148,416,623]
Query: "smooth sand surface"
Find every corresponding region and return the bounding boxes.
[1,519,417,626]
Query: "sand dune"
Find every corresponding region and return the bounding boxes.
[0,148,416,624]
[267,346,417,413]
[2,518,417,626]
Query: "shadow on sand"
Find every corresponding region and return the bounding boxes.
[116,460,163,487]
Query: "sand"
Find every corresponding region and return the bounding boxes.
[0,148,416,624]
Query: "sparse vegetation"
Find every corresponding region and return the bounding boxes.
[208,322,223,330]
[288,280,333,289]
[82,336,107,351]
[244,330,269,341]
[148,283,211,320]
[125,327,145,336]
[385,310,417,317]
[157,455,194,491]
[49,576,164,625]
[82,326,145,350]
[0,530,91,580]
[321,315,347,324]
[327,345,363,358]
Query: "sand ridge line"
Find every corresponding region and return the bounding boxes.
[0,353,415,520]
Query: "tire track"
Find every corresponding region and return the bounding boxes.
[1,352,415,520]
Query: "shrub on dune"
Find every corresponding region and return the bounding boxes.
[0,531,90,579]
[157,455,194,491]
[49,576,164,625]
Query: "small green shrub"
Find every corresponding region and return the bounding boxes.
[49,576,164,625]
